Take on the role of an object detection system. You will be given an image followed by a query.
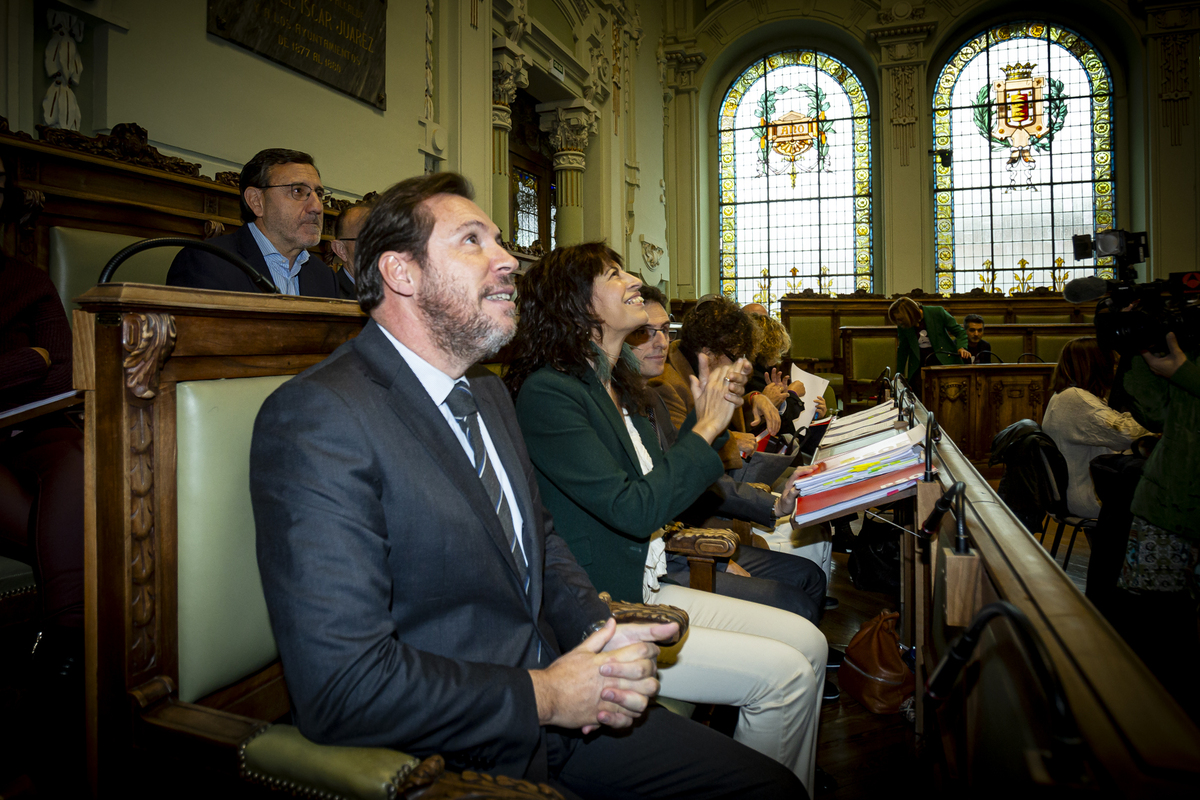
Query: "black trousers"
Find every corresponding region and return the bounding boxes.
[665,544,826,624]
[547,703,806,799]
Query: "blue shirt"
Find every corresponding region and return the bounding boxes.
[248,221,309,295]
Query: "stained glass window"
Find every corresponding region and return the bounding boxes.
[718,50,872,312]
[932,22,1114,294]
[513,167,540,249]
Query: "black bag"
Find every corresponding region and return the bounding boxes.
[848,513,901,594]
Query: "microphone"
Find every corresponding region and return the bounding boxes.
[99,237,281,294]
[1063,275,1109,304]
[972,350,1002,364]
[917,481,965,539]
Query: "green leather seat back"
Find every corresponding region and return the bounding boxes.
[1036,334,1080,365]
[842,314,886,328]
[986,334,1024,363]
[176,374,291,704]
[850,336,896,380]
[1014,312,1072,324]
[979,315,1006,325]
[789,316,831,361]
[49,227,181,322]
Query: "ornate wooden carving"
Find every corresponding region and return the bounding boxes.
[122,313,176,400]
[400,754,564,799]
[203,220,225,239]
[599,590,690,647]
[938,380,969,404]
[1029,381,1044,407]
[990,381,1005,407]
[35,122,202,177]
[214,171,240,188]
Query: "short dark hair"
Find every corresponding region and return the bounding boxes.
[239,148,318,223]
[354,172,474,314]
[334,200,374,240]
[964,314,985,326]
[639,284,668,309]
[678,295,754,374]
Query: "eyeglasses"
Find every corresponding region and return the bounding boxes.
[262,183,332,203]
[626,324,673,347]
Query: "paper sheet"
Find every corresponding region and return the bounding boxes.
[788,365,830,431]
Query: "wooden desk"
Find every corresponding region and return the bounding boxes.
[921,364,1056,463]
[825,396,1200,793]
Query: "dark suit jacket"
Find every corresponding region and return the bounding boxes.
[335,267,357,301]
[166,224,338,297]
[896,305,967,382]
[514,365,725,604]
[250,321,609,778]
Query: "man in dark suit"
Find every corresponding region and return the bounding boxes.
[964,314,995,363]
[166,148,337,297]
[328,200,372,300]
[249,173,801,799]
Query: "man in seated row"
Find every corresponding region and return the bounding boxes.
[249,172,802,798]
[166,148,340,297]
[964,313,995,363]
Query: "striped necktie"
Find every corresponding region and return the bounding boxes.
[445,382,529,591]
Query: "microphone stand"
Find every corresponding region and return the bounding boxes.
[98,237,281,294]
[1015,353,1046,363]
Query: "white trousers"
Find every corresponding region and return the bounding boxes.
[649,583,827,792]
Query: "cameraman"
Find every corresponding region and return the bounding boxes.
[1120,330,1199,714]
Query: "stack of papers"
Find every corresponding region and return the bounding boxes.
[820,407,904,448]
[795,425,926,495]
[792,463,928,526]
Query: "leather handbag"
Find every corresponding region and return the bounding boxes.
[839,610,915,714]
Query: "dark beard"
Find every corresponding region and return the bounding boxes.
[416,264,515,363]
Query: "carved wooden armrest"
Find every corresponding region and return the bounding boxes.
[661,522,738,560]
[744,482,772,493]
[600,592,690,647]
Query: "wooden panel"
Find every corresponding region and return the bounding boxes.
[921,365,1054,462]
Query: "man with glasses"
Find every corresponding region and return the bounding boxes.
[329,199,373,300]
[167,148,338,297]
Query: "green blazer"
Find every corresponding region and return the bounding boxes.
[896,305,967,382]
[515,365,726,604]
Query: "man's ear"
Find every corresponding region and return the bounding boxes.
[377,250,417,298]
[244,186,265,221]
[330,239,349,264]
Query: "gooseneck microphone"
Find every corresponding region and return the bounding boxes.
[917,480,965,540]
[98,237,281,294]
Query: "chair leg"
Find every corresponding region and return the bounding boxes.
[1048,518,1066,557]
[1062,525,1080,571]
[687,557,716,593]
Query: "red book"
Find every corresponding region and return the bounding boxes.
[793,462,930,526]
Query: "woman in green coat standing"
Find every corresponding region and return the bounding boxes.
[888,296,970,395]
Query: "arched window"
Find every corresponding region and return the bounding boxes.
[718,50,872,312]
[932,22,1114,294]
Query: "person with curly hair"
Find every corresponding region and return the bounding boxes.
[650,296,782,471]
[506,243,827,793]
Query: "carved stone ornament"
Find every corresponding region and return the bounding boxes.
[123,312,177,401]
[506,0,531,44]
[552,150,586,172]
[492,105,513,130]
[583,45,612,105]
[493,48,529,108]
[879,2,926,24]
[1153,8,1194,30]
[1158,34,1193,147]
[889,66,918,167]
[35,122,203,177]
[539,105,599,153]
[639,235,664,271]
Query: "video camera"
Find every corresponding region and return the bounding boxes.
[1067,229,1200,356]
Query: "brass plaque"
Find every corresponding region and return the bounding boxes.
[208,0,387,109]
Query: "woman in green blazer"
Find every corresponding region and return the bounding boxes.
[888,296,970,389]
[505,243,827,791]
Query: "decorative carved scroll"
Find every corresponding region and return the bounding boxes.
[35,122,202,177]
[640,235,664,271]
[123,313,176,401]
[938,380,969,404]
[214,171,240,188]
[1029,381,1044,407]
[399,754,564,799]
[889,66,918,167]
[203,220,225,239]
[1158,34,1193,146]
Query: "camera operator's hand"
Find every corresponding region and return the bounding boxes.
[1143,332,1188,378]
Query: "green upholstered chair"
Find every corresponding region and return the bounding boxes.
[48,227,180,323]
[845,334,896,404]
[1035,334,1079,365]
[789,316,832,362]
[984,334,1025,364]
[149,375,565,800]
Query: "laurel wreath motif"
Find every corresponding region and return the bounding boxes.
[972,77,1066,152]
[751,83,833,170]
